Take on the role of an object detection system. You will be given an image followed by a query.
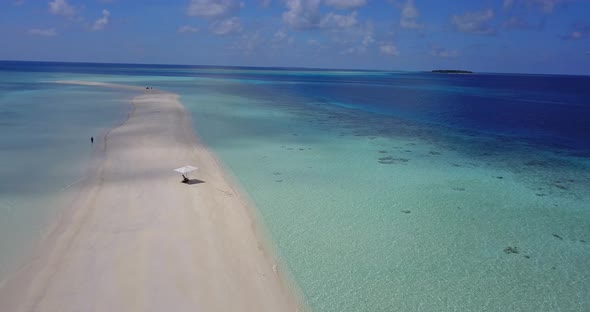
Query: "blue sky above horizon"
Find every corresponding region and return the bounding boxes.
[0,0,589,74]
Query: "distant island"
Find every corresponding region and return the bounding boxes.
[431,70,473,74]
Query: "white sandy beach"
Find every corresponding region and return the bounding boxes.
[0,82,304,312]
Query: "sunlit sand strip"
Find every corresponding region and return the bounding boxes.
[0,81,306,312]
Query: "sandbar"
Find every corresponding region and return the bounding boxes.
[0,81,305,312]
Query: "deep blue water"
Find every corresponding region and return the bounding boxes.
[2,61,588,153]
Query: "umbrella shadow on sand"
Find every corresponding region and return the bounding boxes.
[182,178,205,185]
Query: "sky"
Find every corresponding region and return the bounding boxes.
[0,0,589,74]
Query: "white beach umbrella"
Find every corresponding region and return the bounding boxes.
[174,165,198,176]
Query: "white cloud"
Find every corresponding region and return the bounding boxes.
[430,46,459,58]
[92,9,111,31]
[340,47,355,54]
[48,0,76,17]
[380,43,399,56]
[451,9,496,35]
[562,29,589,40]
[324,0,367,10]
[27,28,57,36]
[320,11,358,29]
[308,39,320,45]
[282,0,321,29]
[560,23,590,40]
[227,27,298,56]
[400,0,422,29]
[178,25,200,33]
[227,30,266,55]
[330,20,374,54]
[283,0,364,30]
[533,0,562,13]
[271,29,295,45]
[274,29,287,40]
[361,29,374,47]
[355,22,374,53]
[504,0,571,13]
[210,17,242,35]
[280,0,373,56]
[187,0,243,18]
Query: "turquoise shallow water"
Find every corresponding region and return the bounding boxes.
[176,85,589,312]
[1,62,589,311]
[0,71,133,279]
[156,75,589,311]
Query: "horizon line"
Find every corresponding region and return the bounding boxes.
[1,59,588,77]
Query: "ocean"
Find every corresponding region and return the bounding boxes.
[1,61,589,311]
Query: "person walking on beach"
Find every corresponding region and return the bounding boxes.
[91,136,94,144]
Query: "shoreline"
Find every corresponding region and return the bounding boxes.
[0,81,306,311]
[0,88,134,288]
